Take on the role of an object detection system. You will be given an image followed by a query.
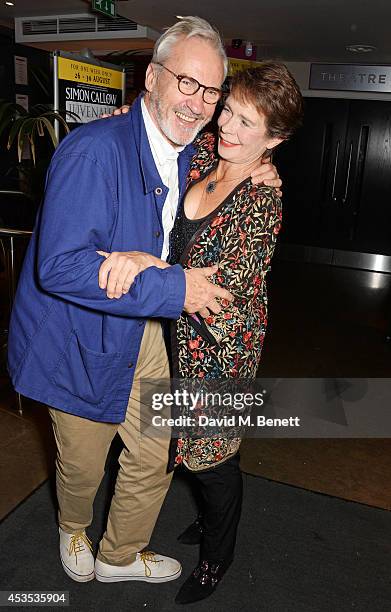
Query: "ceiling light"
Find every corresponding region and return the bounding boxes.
[346,44,377,53]
[176,15,184,19]
[5,1,15,6]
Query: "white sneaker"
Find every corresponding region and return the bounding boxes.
[95,551,182,583]
[59,527,95,582]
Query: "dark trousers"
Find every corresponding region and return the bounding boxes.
[189,453,243,563]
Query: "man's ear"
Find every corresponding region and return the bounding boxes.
[145,63,156,93]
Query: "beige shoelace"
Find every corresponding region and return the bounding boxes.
[68,532,93,566]
[139,551,163,577]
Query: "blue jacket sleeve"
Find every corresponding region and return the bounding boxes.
[37,152,185,319]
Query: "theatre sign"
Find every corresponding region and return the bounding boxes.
[54,51,125,133]
[310,64,391,93]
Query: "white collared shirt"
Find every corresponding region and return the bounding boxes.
[141,98,184,261]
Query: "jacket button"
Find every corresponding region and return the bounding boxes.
[155,187,163,195]
[128,362,134,368]
[155,230,161,237]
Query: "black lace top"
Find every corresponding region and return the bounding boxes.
[169,202,215,265]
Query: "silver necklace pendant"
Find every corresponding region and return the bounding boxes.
[206,180,217,194]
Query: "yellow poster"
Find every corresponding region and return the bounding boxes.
[228,58,263,76]
[58,56,122,90]
[56,54,123,124]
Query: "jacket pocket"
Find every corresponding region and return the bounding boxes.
[51,330,122,405]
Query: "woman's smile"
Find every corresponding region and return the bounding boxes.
[218,136,239,148]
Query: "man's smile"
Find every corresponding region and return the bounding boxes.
[175,111,198,124]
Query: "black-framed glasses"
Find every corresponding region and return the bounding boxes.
[154,62,222,105]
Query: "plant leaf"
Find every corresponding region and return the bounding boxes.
[17,117,36,162]
[37,118,45,137]
[7,116,26,151]
[38,116,59,148]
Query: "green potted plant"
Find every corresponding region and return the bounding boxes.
[0,100,73,203]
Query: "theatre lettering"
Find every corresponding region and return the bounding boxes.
[310,63,391,93]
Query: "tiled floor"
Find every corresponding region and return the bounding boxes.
[1,259,391,520]
[241,438,391,510]
[0,382,55,520]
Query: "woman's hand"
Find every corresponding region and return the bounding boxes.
[251,156,282,197]
[97,250,169,298]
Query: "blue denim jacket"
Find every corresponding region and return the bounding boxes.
[8,95,194,422]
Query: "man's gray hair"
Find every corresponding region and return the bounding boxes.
[152,16,228,78]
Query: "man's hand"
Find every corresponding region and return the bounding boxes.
[184,266,233,317]
[97,250,169,298]
[100,105,131,119]
[251,156,282,198]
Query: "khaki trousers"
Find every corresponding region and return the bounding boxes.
[49,320,172,566]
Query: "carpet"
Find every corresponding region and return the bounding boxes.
[0,462,390,612]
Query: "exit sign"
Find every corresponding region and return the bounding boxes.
[92,0,116,18]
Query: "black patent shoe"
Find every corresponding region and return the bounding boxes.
[175,559,230,604]
[177,515,203,545]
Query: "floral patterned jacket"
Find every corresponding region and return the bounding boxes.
[171,132,282,471]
